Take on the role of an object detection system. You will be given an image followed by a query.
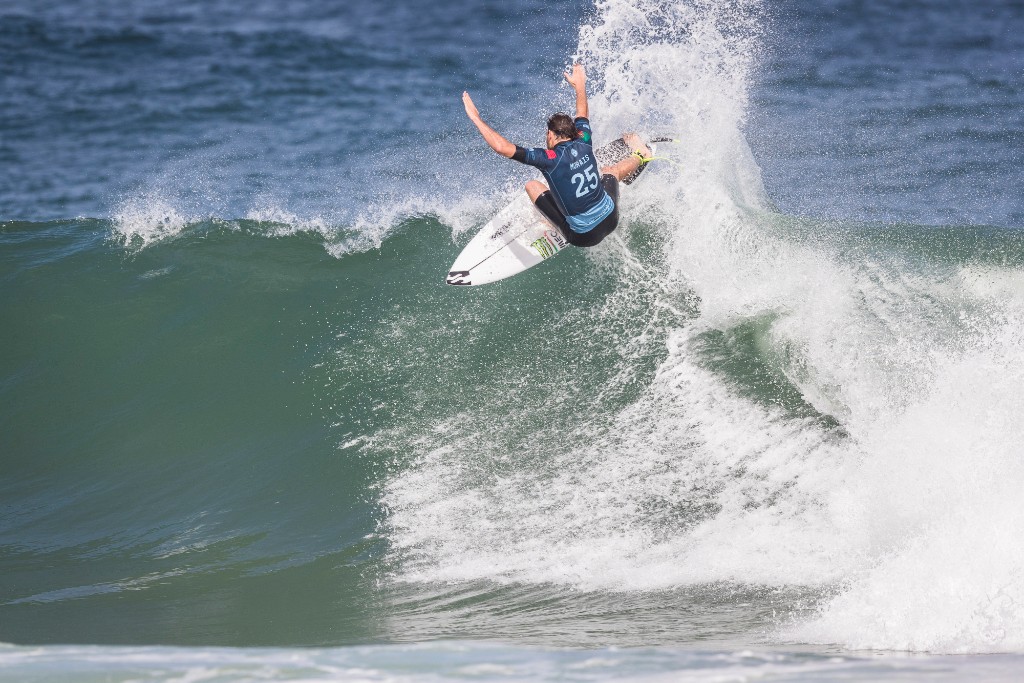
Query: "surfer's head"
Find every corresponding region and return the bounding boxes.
[546,113,576,147]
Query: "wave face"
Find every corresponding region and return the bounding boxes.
[3,0,1024,667]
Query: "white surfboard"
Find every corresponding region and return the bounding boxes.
[446,137,658,287]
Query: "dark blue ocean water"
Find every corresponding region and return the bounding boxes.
[3,0,1024,680]
[1,0,588,222]
[3,0,1022,226]
[752,0,1024,227]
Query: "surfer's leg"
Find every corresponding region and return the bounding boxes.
[526,180,549,203]
[601,132,652,181]
[527,180,574,235]
[533,190,572,235]
[601,156,640,182]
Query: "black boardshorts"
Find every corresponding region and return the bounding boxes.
[534,174,620,248]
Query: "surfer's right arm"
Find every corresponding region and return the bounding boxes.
[462,91,516,158]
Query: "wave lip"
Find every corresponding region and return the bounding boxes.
[111,191,194,246]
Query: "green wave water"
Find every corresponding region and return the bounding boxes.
[4,209,1024,654]
[0,215,684,646]
[2,219,382,645]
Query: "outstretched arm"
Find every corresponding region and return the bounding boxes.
[564,64,588,120]
[462,92,516,158]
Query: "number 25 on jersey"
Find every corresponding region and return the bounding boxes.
[571,164,598,198]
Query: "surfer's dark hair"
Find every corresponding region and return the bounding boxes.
[547,113,576,141]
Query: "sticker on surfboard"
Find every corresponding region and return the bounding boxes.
[531,230,567,260]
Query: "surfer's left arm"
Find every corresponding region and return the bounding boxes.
[564,64,588,120]
[462,92,516,158]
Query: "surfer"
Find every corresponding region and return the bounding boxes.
[462,64,650,247]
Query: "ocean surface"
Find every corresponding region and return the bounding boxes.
[3,0,1024,680]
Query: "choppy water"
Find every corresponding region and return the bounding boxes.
[3,0,1024,680]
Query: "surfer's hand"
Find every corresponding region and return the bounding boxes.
[564,63,586,91]
[462,91,480,121]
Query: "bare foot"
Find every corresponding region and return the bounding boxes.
[622,132,651,158]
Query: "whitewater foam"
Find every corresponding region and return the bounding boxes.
[791,319,1024,653]
[379,0,1024,656]
[3,642,1020,683]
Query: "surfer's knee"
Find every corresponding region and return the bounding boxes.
[525,180,548,202]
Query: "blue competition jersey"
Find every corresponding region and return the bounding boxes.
[513,117,615,232]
